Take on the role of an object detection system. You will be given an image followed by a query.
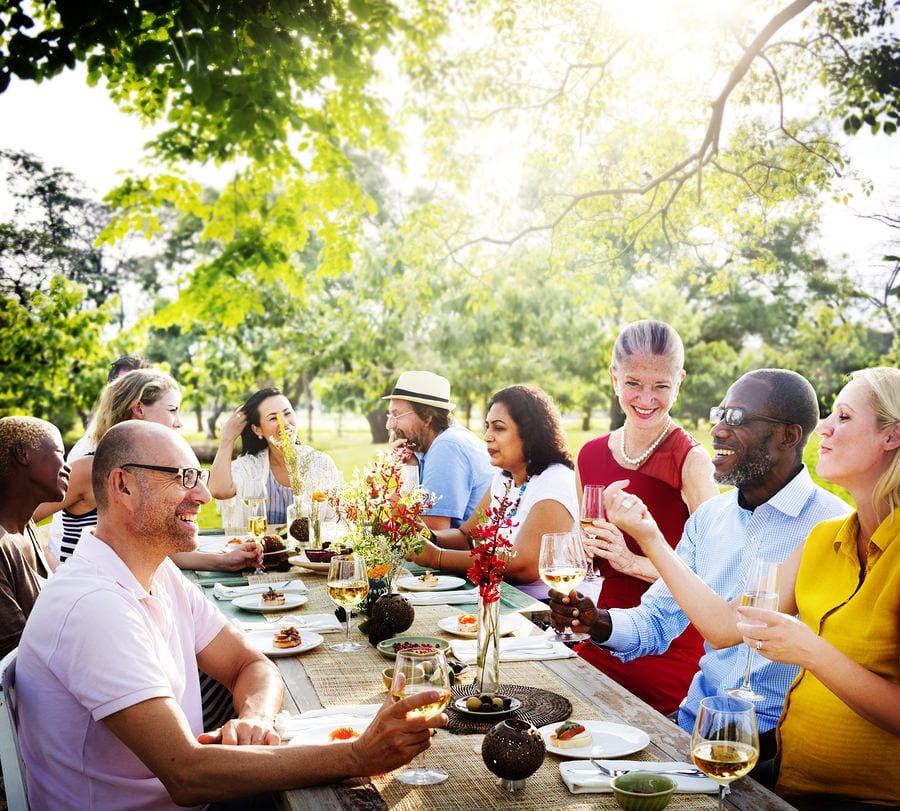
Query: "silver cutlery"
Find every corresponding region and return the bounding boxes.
[589,758,704,778]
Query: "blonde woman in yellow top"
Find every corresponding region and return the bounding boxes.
[601,366,899,810]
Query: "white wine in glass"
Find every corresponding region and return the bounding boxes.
[728,560,780,701]
[691,696,760,811]
[326,555,369,653]
[391,649,452,785]
[539,531,589,642]
[579,484,605,583]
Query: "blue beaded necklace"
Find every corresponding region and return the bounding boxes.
[508,478,529,518]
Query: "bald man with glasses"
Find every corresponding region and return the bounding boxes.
[550,369,850,756]
[16,421,446,810]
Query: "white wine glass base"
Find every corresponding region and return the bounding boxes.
[396,765,449,785]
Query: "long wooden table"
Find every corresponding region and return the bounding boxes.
[191,566,794,811]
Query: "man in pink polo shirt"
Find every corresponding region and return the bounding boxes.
[17,421,446,810]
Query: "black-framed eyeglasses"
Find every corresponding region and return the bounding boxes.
[121,463,209,488]
[709,406,793,427]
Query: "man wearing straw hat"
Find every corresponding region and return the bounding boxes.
[384,371,492,530]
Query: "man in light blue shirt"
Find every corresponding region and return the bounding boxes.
[385,371,493,530]
[550,369,849,752]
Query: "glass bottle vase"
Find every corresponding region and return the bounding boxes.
[476,594,501,693]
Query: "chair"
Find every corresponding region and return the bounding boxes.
[0,649,29,810]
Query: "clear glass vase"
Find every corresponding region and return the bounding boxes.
[476,594,501,693]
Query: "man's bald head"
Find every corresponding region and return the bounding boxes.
[92,421,197,511]
[0,416,62,480]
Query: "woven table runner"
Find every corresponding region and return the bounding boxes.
[279,575,718,810]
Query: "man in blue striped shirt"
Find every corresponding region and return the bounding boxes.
[550,369,849,754]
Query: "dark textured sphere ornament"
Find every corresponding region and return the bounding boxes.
[481,718,546,792]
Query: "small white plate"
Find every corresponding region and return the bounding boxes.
[452,695,523,717]
[244,630,323,657]
[284,706,380,746]
[538,720,650,759]
[232,594,308,613]
[437,614,522,638]
[397,575,467,592]
[287,555,331,574]
[198,534,242,552]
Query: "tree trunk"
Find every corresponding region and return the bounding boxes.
[464,397,473,429]
[609,397,625,431]
[367,408,389,444]
[207,404,226,439]
[195,402,203,434]
[581,405,592,432]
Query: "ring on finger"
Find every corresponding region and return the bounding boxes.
[756,639,763,651]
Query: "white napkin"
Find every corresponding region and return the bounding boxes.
[404,591,478,606]
[213,581,307,600]
[560,760,719,794]
[231,613,343,633]
[451,636,576,663]
[275,704,381,742]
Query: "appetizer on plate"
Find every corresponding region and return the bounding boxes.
[418,571,439,588]
[328,727,361,742]
[272,626,302,649]
[261,587,286,606]
[550,721,592,749]
[456,613,478,633]
[226,537,245,546]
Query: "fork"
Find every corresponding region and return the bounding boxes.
[590,759,704,777]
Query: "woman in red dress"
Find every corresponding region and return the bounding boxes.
[577,320,719,714]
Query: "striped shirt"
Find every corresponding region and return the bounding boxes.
[59,507,98,563]
[265,467,292,525]
[604,466,850,734]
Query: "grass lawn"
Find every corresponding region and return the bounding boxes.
[190,412,851,531]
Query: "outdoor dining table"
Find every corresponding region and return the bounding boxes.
[186,560,794,811]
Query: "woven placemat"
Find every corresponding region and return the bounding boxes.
[447,683,572,733]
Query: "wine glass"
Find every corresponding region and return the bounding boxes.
[539,531,589,642]
[691,696,760,811]
[579,484,605,583]
[243,493,268,574]
[390,648,452,785]
[326,555,369,653]
[400,463,420,495]
[728,560,780,701]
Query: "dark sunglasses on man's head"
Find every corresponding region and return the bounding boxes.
[709,406,793,427]
[121,463,209,488]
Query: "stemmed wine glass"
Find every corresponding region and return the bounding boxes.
[243,492,268,574]
[579,484,605,583]
[325,555,369,653]
[539,531,589,642]
[399,463,420,495]
[390,648,452,785]
[691,696,760,811]
[728,560,780,701]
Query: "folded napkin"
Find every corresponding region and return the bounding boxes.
[451,636,576,663]
[560,760,719,794]
[213,581,307,600]
[404,590,478,606]
[231,613,343,634]
[275,704,381,742]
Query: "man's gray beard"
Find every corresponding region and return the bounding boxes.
[714,446,775,488]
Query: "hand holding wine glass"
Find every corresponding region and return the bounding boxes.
[691,696,760,811]
[728,560,780,701]
[390,648,452,785]
[539,531,589,641]
[326,555,369,653]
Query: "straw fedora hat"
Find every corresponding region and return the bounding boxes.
[383,371,455,411]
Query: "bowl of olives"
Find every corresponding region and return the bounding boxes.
[452,692,523,717]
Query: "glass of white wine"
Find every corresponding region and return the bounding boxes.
[326,555,369,653]
[539,531,589,642]
[579,484,605,583]
[728,559,780,701]
[243,494,268,574]
[390,648,452,785]
[691,696,759,811]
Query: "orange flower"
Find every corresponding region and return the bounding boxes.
[312,490,326,502]
[367,564,391,578]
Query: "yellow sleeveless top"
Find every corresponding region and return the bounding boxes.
[775,509,900,806]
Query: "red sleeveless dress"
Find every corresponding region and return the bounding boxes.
[576,428,705,715]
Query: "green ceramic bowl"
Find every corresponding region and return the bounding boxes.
[375,635,451,660]
[610,772,677,811]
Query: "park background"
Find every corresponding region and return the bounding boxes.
[0,0,896,521]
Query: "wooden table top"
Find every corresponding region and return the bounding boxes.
[192,566,793,811]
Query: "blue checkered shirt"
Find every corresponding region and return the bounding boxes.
[603,466,850,733]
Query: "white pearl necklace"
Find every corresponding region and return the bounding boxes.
[618,417,672,467]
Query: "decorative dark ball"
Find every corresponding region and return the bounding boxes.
[370,593,415,634]
[482,719,545,781]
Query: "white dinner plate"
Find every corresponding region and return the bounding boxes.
[397,575,467,592]
[287,555,331,574]
[285,706,380,746]
[232,594,308,613]
[198,534,243,552]
[244,630,323,657]
[538,720,650,759]
[437,614,522,638]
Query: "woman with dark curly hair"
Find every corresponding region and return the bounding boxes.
[410,385,578,599]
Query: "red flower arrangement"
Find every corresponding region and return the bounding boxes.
[467,480,519,603]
